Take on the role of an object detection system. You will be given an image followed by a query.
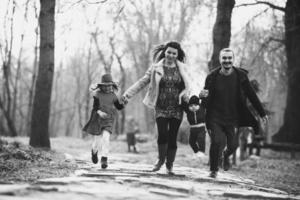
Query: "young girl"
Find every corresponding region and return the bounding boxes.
[182,95,207,159]
[82,74,124,169]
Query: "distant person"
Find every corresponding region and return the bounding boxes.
[246,79,267,157]
[181,95,207,159]
[121,41,193,175]
[82,74,124,169]
[126,117,140,153]
[200,48,268,178]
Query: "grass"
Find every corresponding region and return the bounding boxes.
[0,137,77,183]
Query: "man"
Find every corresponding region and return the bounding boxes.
[200,48,268,178]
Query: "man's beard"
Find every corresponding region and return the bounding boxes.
[222,62,232,70]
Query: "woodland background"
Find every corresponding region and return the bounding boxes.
[0,0,299,148]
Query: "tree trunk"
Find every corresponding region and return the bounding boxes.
[208,0,235,71]
[273,0,300,144]
[116,54,126,135]
[0,99,18,137]
[29,0,55,148]
[82,37,93,138]
[27,1,39,136]
[140,54,155,133]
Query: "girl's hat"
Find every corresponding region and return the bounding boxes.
[97,74,118,89]
[188,95,200,105]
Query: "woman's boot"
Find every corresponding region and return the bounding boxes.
[152,144,168,171]
[166,149,177,175]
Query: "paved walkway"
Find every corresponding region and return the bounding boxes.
[0,153,299,200]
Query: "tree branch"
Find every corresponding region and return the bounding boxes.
[85,0,108,4]
[250,36,284,66]
[233,8,269,37]
[235,1,285,12]
[269,37,284,44]
[91,30,110,73]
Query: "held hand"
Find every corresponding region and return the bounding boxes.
[261,115,269,125]
[120,95,129,105]
[182,94,189,103]
[89,83,99,91]
[97,110,108,118]
[199,89,209,98]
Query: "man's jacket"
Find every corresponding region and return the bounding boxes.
[201,67,266,134]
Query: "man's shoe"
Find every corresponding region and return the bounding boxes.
[133,146,139,153]
[91,150,98,164]
[209,171,218,178]
[101,157,108,169]
[223,152,230,171]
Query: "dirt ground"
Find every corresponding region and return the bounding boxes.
[0,136,299,195]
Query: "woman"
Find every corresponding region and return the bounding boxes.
[121,41,191,174]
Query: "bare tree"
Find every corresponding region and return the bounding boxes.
[27,0,40,136]
[120,0,201,132]
[12,0,31,135]
[69,50,85,136]
[275,0,300,144]
[83,37,94,136]
[208,0,235,71]
[91,31,114,74]
[49,63,62,137]
[235,0,300,144]
[115,53,126,134]
[233,16,286,142]
[109,36,126,135]
[84,2,117,74]
[30,0,56,148]
[0,0,18,136]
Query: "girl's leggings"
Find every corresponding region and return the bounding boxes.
[91,129,110,157]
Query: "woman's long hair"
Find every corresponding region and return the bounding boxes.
[152,41,186,63]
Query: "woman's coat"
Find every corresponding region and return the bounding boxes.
[123,59,191,109]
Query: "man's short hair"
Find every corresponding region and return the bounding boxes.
[220,48,235,59]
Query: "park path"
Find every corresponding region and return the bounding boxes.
[0,151,300,200]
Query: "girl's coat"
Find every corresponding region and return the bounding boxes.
[83,91,123,135]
